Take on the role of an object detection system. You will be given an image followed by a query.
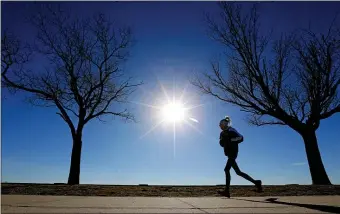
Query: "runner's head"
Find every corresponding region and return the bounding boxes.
[219,116,231,130]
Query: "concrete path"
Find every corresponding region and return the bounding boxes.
[2,195,340,213]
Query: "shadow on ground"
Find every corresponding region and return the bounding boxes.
[233,197,340,214]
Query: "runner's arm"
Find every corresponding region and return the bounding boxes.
[228,128,243,143]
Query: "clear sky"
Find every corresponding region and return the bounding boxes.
[2,2,340,185]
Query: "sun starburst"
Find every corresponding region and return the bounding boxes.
[133,79,204,158]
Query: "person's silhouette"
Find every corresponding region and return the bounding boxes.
[218,116,263,198]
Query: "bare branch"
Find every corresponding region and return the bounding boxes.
[247,114,286,126]
[193,2,340,132]
[320,104,340,119]
[2,7,141,136]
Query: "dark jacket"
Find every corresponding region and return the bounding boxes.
[219,127,243,158]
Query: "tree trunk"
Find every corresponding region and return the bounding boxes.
[301,129,332,185]
[67,133,83,185]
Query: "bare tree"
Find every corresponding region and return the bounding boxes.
[2,7,142,184]
[192,2,340,185]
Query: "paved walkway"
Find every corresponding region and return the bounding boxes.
[2,195,340,213]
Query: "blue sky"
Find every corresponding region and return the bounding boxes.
[2,2,340,185]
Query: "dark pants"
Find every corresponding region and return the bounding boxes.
[224,158,256,189]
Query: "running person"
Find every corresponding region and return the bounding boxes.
[218,116,263,198]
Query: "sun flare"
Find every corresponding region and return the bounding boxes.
[162,102,186,123]
[134,79,204,158]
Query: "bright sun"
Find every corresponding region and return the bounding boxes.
[133,80,203,147]
[162,102,186,123]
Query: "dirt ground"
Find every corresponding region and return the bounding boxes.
[2,183,340,197]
